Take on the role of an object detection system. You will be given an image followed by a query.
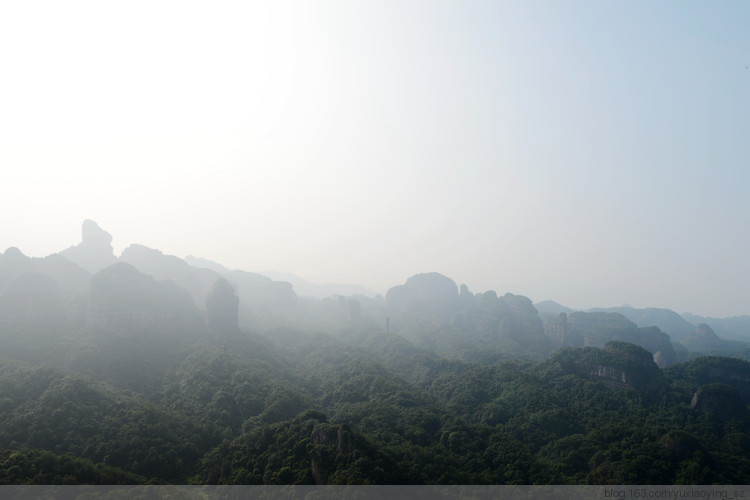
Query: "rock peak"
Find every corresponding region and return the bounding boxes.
[692,323,720,341]
[2,247,28,260]
[82,219,113,246]
[59,220,117,274]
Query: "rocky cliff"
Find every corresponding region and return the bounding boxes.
[547,341,666,397]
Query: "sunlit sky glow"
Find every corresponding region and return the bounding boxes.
[1,0,748,317]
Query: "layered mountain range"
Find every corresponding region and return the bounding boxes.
[2,220,748,368]
[1,221,750,484]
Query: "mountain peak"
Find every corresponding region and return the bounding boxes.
[59,220,117,274]
[82,219,113,247]
[2,247,28,260]
[692,323,721,341]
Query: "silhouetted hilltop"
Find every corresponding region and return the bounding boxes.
[384,273,553,362]
[682,324,724,351]
[534,300,574,315]
[0,248,35,306]
[682,313,750,342]
[590,306,695,341]
[185,256,376,300]
[87,262,201,334]
[566,311,639,347]
[386,272,460,327]
[490,292,546,343]
[184,255,230,274]
[540,302,710,349]
[120,244,208,308]
[551,311,679,366]
[675,323,750,356]
[36,254,91,293]
[0,248,90,331]
[1,220,748,367]
[59,219,117,273]
[0,247,89,296]
[57,223,305,326]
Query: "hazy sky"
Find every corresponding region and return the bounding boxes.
[1,1,748,317]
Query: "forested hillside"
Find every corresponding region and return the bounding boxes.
[1,225,750,484]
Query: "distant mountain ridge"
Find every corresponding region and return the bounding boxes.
[183,255,377,299]
[0,222,374,330]
[2,220,750,355]
[259,270,377,300]
[534,302,750,356]
[588,306,695,342]
[682,313,750,342]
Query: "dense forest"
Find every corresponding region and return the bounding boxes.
[1,221,750,485]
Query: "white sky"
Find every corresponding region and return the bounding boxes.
[1,1,749,317]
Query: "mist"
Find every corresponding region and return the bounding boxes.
[1,0,750,488]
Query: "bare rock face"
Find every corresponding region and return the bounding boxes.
[690,383,748,420]
[60,220,117,274]
[205,278,239,331]
[659,430,701,458]
[552,341,666,398]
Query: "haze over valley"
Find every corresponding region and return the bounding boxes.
[5,219,750,346]
[1,0,749,487]
[0,221,750,484]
